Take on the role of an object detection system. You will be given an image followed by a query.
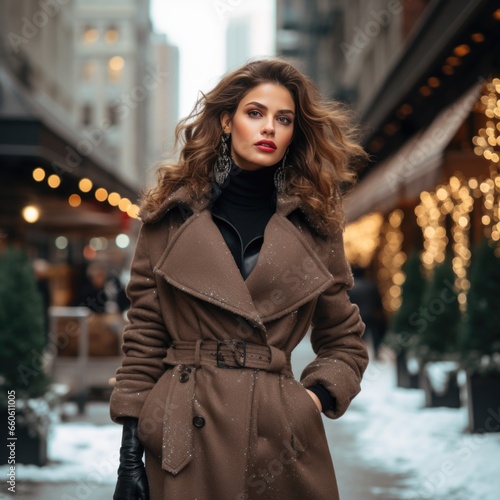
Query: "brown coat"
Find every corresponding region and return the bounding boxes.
[110,187,368,500]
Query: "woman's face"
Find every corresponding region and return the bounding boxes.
[221,83,295,171]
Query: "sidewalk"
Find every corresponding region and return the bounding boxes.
[2,339,500,499]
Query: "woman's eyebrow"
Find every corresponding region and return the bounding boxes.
[244,101,295,116]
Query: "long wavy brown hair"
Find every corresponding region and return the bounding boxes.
[142,58,367,231]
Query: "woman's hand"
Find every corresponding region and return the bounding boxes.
[114,418,149,500]
[306,389,322,412]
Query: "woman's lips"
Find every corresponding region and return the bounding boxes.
[255,141,277,153]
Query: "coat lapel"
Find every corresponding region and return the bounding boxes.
[151,190,335,330]
[153,210,264,329]
[245,213,334,323]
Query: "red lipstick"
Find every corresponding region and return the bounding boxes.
[255,140,277,152]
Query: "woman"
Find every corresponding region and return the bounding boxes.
[111,59,369,500]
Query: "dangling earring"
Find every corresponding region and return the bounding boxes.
[214,133,231,186]
[274,148,289,193]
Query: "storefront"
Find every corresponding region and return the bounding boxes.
[0,65,140,307]
[344,1,500,316]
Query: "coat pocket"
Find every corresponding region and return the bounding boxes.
[283,378,324,449]
[138,365,195,475]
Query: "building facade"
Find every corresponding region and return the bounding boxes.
[0,0,178,308]
[276,0,500,320]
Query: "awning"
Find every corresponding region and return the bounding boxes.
[0,65,138,201]
[345,83,482,222]
[0,64,139,234]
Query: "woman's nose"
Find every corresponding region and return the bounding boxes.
[261,119,275,135]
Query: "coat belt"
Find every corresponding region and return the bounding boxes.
[160,339,292,475]
[164,339,293,376]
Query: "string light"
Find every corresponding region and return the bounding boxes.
[376,209,405,313]
[30,166,141,223]
[108,192,121,206]
[32,167,45,182]
[416,190,446,274]
[473,78,500,164]
[79,178,93,192]
[22,205,40,223]
[344,213,384,268]
[95,188,108,202]
[411,79,500,309]
[68,194,81,207]
[47,174,61,188]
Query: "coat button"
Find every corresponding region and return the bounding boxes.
[179,372,190,383]
[193,416,205,428]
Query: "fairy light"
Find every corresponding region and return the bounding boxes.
[417,191,446,274]
[410,78,500,310]
[416,175,474,310]
[95,188,108,202]
[47,174,61,188]
[108,192,121,206]
[344,212,384,268]
[118,197,131,212]
[473,78,500,164]
[32,167,45,182]
[450,176,473,310]
[79,178,93,193]
[127,204,140,219]
[376,209,405,312]
[481,164,500,241]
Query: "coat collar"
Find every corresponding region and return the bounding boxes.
[150,186,334,333]
[139,185,210,224]
[139,184,311,226]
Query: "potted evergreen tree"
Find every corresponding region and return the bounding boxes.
[385,251,427,388]
[0,246,51,465]
[459,238,500,432]
[415,257,461,408]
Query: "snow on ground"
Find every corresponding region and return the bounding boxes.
[1,351,499,499]
[8,422,121,484]
[344,352,500,500]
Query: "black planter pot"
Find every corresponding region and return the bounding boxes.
[466,371,500,433]
[396,350,420,389]
[422,364,461,408]
[1,409,48,466]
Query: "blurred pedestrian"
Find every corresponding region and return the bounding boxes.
[110,59,368,500]
[348,265,387,359]
[76,261,129,314]
[33,258,51,341]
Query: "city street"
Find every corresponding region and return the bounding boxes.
[2,338,499,499]
[2,1,500,499]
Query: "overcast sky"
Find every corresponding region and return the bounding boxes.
[150,0,275,118]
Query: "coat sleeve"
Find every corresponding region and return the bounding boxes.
[109,224,171,422]
[300,225,369,419]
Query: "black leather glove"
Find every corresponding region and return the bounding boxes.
[113,417,149,500]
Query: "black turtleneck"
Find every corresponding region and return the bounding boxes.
[212,161,277,250]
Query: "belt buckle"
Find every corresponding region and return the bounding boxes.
[216,340,246,368]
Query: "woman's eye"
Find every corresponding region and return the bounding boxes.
[278,116,292,125]
[248,110,261,117]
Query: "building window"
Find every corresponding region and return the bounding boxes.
[108,56,125,83]
[105,26,119,43]
[81,60,97,81]
[82,104,93,126]
[107,103,120,127]
[83,26,99,44]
